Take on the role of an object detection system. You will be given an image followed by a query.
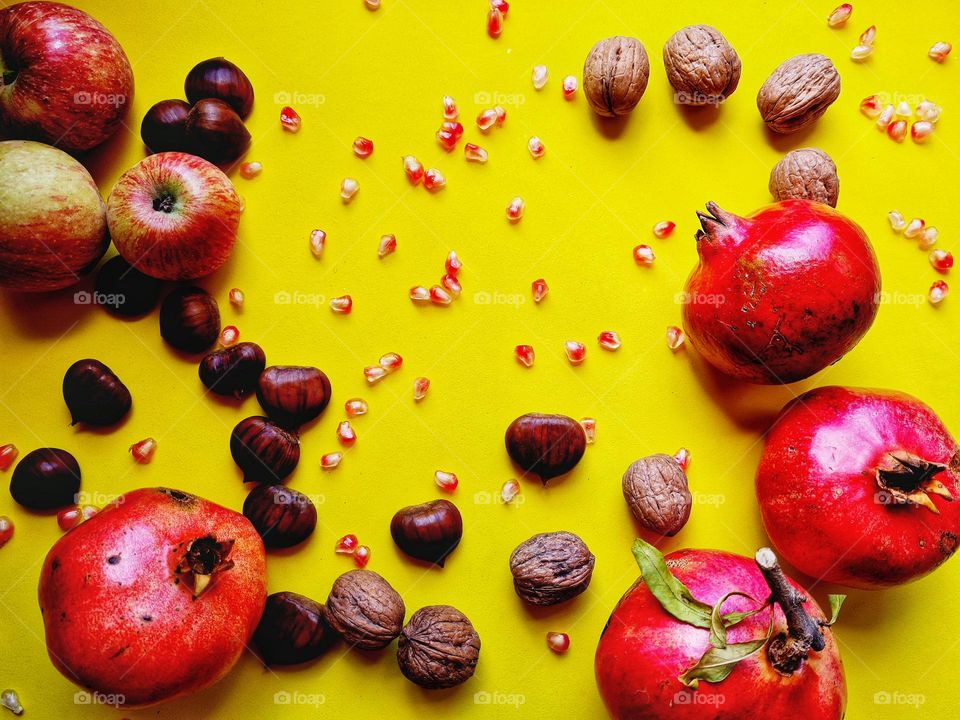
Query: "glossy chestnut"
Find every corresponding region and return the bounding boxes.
[185,98,251,165]
[159,286,221,353]
[253,591,333,666]
[10,448,81,510]
[199,342,266,397]
[390,499,463,566]
[62,359,131,427]
[243,483,317,548]
[185,57,255,119]
[256,366,332,428]
[504,413,586,483]
[94,255,164,316]
[140,99,191,153]
[230,416,300,483]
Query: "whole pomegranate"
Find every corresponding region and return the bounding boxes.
[681,200,880,384]
[757,386,960,589]
[38,487,267,707]
[596,543,845,719]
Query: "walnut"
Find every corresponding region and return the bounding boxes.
[583,36,650,117]
[663,25,741,106]
[397,605,481,689]
[509,531,595,606]
[757,54,841,134]
[324,570,405,650]
[769,147,839,207]
[622,454,692,536]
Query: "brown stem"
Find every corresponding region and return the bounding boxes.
[755,547,825,675]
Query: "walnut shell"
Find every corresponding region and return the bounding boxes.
[663,25,741,105]
[583,36,650,117]
[622,454,692,536]
[757,54,840,134]
[397,605,480,689]
[769,147,839,207]
[509,531,595,606]
[324,570,405,650]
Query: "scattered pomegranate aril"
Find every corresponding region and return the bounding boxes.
[345,398,368,417]
[423,168,446,191]
[129,437,157,464]
[532,64,548,90]
[851,44,873,61]
[321,452,343,470]
[0,516,12,548]
[490,0,509,16]
[340,177,359,203]
[413,376,430,401]
[929,280,949,305]
[528,136,545,159]
[228,287,245,307]
[859,25,876,45]
[494,106,506,126]
[911,121,934,143]
[57,504,99,532]
[280,106,301,132]
[437,128,458,152]
[337,420,357,447]
[365,0,380,9]
[378,234,397,259]
[580,417,597,444]
[894,101,911,118]
[310,229,326,258]
[477,108,498,131]
[562,75,578,99]
[487,7,503,38]
[219,325,239,347]
[445,250,463,276]
[916,100,942,123]
[531,278,549,303]
[674,447,692,471]
[506,196,525,222]
[403,155,425,184]
[364,366,388,384]
[335,534,358,554]
[930,249,954,272]
[827,3,852,27]
[409,286,431,303]
[353,545,371,568]
[666,325,686,351]
[441,273,462,296]
[547,632,570,654]
[464,142,488,163]
[501,479,520,503]
[886,120,907,142]
[859,95,882,118]
[353,136,374,158]
[0,444,18,472]
[435,470,459,493]
[929,41,952,63]
[515,344,535,368]
[875,104,895,129]
[565,340,586,365]
[653,220,676,239]
[888,210,907,232]
[633,244,655,266]
[904,218,925,238]
[379,352,403,372]
[919,226,939,250]
[330,295,353,314]
[429,285,453,305]
[442,95,459,120]
[239,161,262,179]
[597,330,621,351]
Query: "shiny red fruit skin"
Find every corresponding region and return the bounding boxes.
[38,488,267,707]
[757,386,960,589]
[682,200,880,384]
[596,549,845,720]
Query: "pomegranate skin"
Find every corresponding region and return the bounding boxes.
[681,200,880,384]
[595,549,845,720]
[38,487,267,708]
[757,386,960,589]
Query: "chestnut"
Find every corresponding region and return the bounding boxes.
[62,359,131,427]
[230,416,300,483]
[390,499,463,567]
[10,448,81,510]
[94,255,164,317]
[140,99,191,153]
[199,342,266,397]
[254,591,334,666]
[256,366,332,429]
[243,484,316,548]
[504,413,587,483]
[185,98,251,165]
[185,57,255,119]
[160,286,221,353]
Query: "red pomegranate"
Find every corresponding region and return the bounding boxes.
[681,200,880,384]
[596,544,845,719]
[757,386,960,589]
[38,487,267,707]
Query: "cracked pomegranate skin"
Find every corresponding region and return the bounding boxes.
[38,487,267,707]
[681,200,880,384]
[757,386,960,589]
[595,549,845,720]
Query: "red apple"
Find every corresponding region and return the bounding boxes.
[106,152,242,280]
[0,140,108,291]
[0,2,134,153]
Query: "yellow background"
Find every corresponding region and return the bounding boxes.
[1,0,958,717]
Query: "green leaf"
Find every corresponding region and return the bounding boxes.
[679,615,776,688]
[709,591,766,648]
[826,594,846,626]
[631,539,712,629]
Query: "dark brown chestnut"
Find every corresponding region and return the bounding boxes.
[185,98,251,165]
[160,286,221,353]
[10,448,81,510]
[256,366,332,428]
[230,416,300,483]
[140,99,191,153]
[185,57,255,119]
[253,591,334,666]
[504,413,587,484]
[199,342,266,397]
[94,255,164,316]
[62,359,131,427]
[390,499,463,567]
[243,484,317,548]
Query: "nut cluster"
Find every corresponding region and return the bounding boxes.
[769,147,839,207]
[663,25,741,106]
[509,531,595,606]
[583,36,650,117]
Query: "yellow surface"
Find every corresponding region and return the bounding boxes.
[1,1,958,717]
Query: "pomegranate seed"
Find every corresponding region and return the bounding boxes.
[916,101,942,123]
[597,330,621,351]
[345,398,368,417]
[875,104,895,129]
[429,285,453,305]
[859,95,882,118]
[335,534,358,554]
[490,0,509,16]
[919,227,939,250]
[413,376,430,402]
[562,75,578,99]
[515,344,535,368]
[666,325,686,351]
[904,218,925,238]
[445,250,463,276]
[487,8,503,38]
[365,0,380,9]
[353,136,374,158]
[506,196,525,222]
[441,273,462,296]
[929,280,950,305]
[0,516,12,548]
[239,161,262,179]
[337,420,357,447]
[340,177,359,202]
[129,437,157,463]
[410,285,431,303]
[911,121,934,143]
[894,101,911,118]
[494,106,506,126]
[477,108,498,131]
[580,418,596,444]
[444,121,464,139]
[442,95,459,120]
[930,250,954,272]
[532,64,548,90]
[887,120,907,142]
[888,210,907,232]
[859,25,876,45]
[379,352,403,372]
[228,287,245,307]
[531,278,549,303]
[437,128,458,152]
[403,155,425,184]
[321,452,343,470]
[378,234,397,259]
[501,479,520,503]
[310,229,326,258]
[0,444,18,472]
[219,325,239,347]
[57,505,99,532]
[528,136,545,159]
[930,41,952,63]
[280,106,301,132]
[547,632,570,654]
[633,244,656,266]
[353,545,371,568]
[827,3,852,27]
[423,168,445,191]
[364,366,388,384]
[565,340,586,365]
[464,142,488,163]
[330,295,353,314]
[653,220,676,239]
[435,470,459,492]
[674,447,692,471]
[851,44,873,61]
